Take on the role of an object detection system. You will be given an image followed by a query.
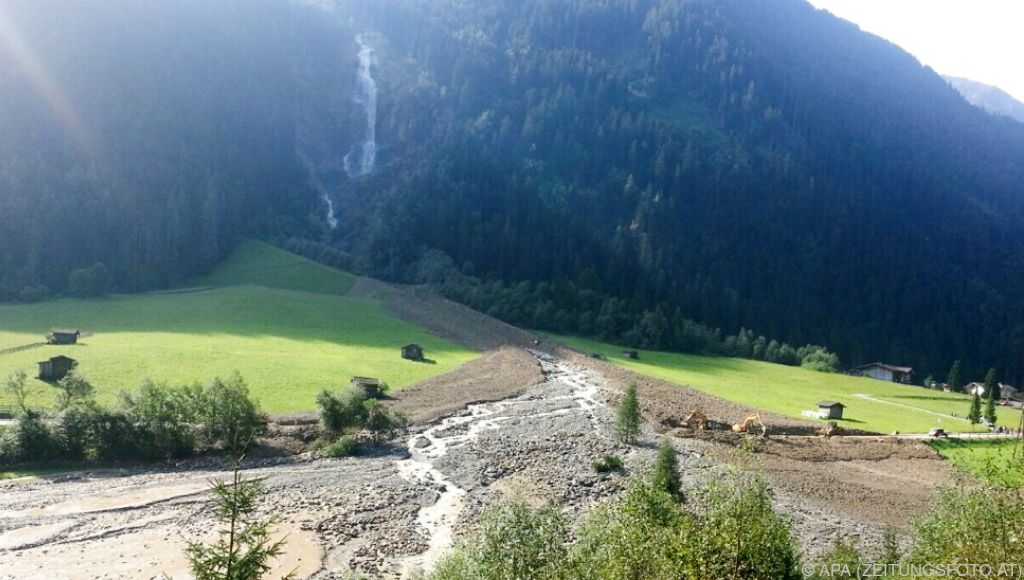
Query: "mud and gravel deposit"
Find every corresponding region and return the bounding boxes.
[0,343,953,579]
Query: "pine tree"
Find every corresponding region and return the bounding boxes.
[185,463,294,580]
[616,382,640,444]
[967,391,982,426]
[984,392,997,426]
[653,437,682,500]
[947,361,962,394]
[984,368,1000,402]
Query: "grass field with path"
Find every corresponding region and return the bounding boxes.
[552,335,1019,434]
[0,241,477,413]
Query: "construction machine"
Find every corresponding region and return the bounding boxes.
[732,413,767,437]
[684,411,709,430]
[816,421,843,437]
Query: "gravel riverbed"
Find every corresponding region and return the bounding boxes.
[0,350,942,579]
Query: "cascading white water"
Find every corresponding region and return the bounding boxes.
[394,353,607,578]
[344,34,378,178]
[310,33,378,231]
[322,193,339,229]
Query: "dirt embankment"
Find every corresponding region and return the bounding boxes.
[389,347,546,424]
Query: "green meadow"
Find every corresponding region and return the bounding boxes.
[0,241,477,413]
[552,335,1019,434]
[928,439,1024,487]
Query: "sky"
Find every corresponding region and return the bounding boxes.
[805,0,1024,103]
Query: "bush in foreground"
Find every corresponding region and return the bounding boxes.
[427,474,800,580]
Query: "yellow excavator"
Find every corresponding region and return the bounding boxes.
[684,411,709,430]
[732,413,768,437]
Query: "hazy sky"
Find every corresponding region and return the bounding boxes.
[806,0,1024,102]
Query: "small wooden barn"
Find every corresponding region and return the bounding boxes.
[38,355,77,381]
[352,376,386,398]
[401,344,424,361]
[817,401,845,420]
[48,328,80,345]
[622,349,639,360]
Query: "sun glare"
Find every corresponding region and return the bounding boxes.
[0,4,98,155]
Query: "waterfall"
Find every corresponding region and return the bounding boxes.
[308,33,378,231]
[344,34,378,178]
[322,193,338,229]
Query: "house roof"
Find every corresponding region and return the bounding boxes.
[351,376,381,385]
[854,362,913,374]
[968,382,1018,393]
[49,327,80,335]
[818,401,844,408]
[38,355,76,364]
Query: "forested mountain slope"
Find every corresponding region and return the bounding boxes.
[3,0,1024,381]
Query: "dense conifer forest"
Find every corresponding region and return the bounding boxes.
[3,0,1024,382]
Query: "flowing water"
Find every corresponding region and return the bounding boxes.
[344,34,378,178]
[395,352,605,577]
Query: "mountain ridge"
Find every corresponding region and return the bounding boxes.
[943,75,1024,123]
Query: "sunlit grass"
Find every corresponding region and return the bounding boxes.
[928,439,1024,487]
[0,243,477,413]
[552,334,1018,434]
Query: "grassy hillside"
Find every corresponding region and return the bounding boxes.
[193,240,357,296]
[0,242,476,413]
[554,335,1019,434]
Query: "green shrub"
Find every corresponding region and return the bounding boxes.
[0,411,60,464]
[363,399,408,442]
[54,371,95,410]
[808,538,864,579]
[317,388,407,442]
[118,381,196,459]
[910,482,1024,571]
[190,374,262,456]
[573,480,689,580]
[475,500,570,580]
[321,435,359,458]
[317,389,368,436]
[690,475,801,580]
[3,369,30,414]
[428,474,801,580]
[592,454,624,473]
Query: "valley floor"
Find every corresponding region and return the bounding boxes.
[0,347,952,579]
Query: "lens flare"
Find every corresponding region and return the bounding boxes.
[0,4,98,155]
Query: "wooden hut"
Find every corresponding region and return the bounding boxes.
[352,376,386,398]
[401,344,424,361]
[38,355,77,381]
[47,328,80,345]
[817,401,845,420]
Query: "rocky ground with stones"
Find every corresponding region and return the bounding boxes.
[0,345,954,579]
